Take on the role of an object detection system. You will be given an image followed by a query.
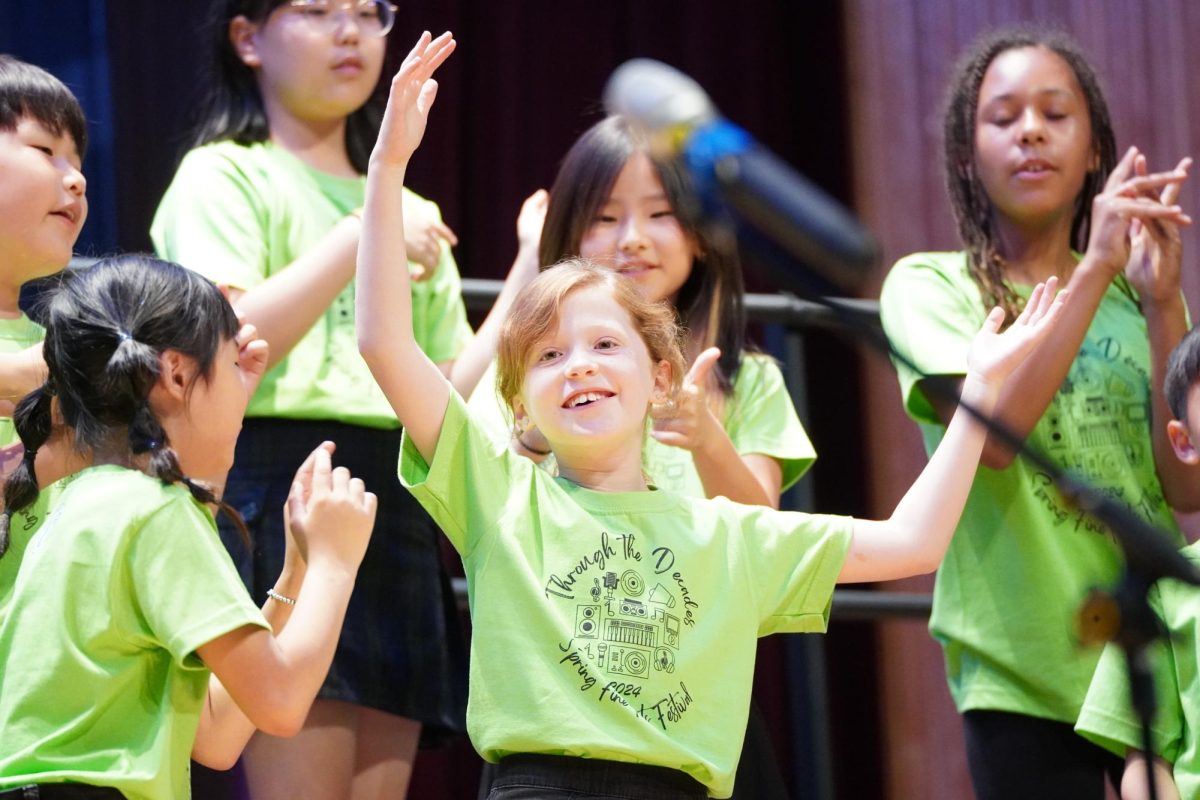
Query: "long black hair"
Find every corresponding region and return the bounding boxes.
[943,27,1118,319]
[0,256,247,556]
[539,116,749,396]
[189,0,383,174]
[0,54,87,158]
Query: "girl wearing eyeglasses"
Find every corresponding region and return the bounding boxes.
[150,3,496,798]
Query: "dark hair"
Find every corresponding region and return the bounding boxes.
[943,27,1117,319]
[190,0,383,174]
[0,256,246,557]
[0,54,88,158]
[539,116,748,396]
[1166,327,1200,422]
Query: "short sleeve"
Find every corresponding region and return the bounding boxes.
[400,391,529,557]
[724,354,816,490]
[727,502,852,635]
[1076,589,1184,762]
[407,191,473,363]
[127,498,268,667]
[150,147,270,291]
[879,253,984,425]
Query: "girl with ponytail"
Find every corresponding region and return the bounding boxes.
[0,255,378,800]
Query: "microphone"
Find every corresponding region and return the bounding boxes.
[604,58,878,293]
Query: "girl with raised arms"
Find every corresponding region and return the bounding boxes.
[360,32,1068,800]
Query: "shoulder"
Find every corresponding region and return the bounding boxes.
[732,352,783,390]
[882,251,971,294]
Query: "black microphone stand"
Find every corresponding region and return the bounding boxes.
[723,219,1197,800]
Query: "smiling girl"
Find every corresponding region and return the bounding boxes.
[360,32,1067,800]
[879,28,1200,799]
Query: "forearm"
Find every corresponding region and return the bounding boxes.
[1122,753,1180,800]
[233,215,361,370]
[1143,294,1200,509]
[979,261,1110,466]
[692,437,780,507]
[843,373,997,582]
[449,243,539,397]
[192,567,306,768]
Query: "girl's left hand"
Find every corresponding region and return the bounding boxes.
[236,322,269,396]
[403,195,457,280]
[371,31,456,169]
[651,347,723,452]
[1125,155,1193,303]
[967,278,1067,386]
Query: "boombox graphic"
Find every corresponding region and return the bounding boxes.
[572,568,682,678]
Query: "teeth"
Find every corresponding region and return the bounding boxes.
[568,392,607,408]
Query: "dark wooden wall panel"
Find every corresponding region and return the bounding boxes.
[844,2,1200,798]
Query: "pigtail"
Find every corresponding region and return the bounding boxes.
[0,385,56,557]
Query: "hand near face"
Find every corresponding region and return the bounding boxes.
[650,347,722,452]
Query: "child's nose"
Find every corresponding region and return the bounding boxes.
[1018,108,1046,144]
[63,166,86,197]
[618,217,649,252]
[564,351,598,378]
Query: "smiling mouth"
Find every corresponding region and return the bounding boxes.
[1015,160,1054,175]
[563,391,615,409]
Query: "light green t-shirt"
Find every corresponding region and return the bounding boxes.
[0,466,268,800]
[880,251,1183,724]
[466,353,816,496]
[1076,544,1200,799]
[151,140,472,428]
[400,392,851,798]
[0,313,44,447]
[0,475,68,621]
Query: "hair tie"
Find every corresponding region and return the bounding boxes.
[117,329,133,342]
[146,438,161,451]
[22,446,37,464]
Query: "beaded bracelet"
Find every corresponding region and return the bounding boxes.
[266,588,296,606]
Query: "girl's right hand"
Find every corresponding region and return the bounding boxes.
[370,31,456,170]
[1086,146,1190,277]
[285,445,377,572]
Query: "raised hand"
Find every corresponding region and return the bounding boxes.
[1125,155,1192,303]
[517,189,549,253]
[651,347,722,451]
[967,278,1067,387]
[1087,147,1190,279]
[370,31,456,170]
[285,445,377,572]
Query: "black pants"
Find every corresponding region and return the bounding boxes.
[964,710,1123,800]
[486,754,707,800]
[0,786,124,799]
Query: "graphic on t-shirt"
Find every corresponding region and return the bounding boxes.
[1030,337,1165,532]
[548,530,700,730]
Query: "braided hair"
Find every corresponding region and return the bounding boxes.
[943,27,1118,319]
[0,256,247,556]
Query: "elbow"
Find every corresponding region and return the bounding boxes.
[245,684,311,738]
[191,742,241,772]
[257,712,306,739]
[979,443,1017,471]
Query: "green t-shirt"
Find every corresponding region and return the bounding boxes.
[0,466,268,800]
[465,353,816,496]
[0,475,67,621]
[0,313,44,448]
[1076,544,1200,798]
[400,392,851,798]
[879,251,1183,724]
[150,140,472,429]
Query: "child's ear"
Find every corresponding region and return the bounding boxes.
[1167,419,1200,464]
[154,350,195,406]
[229,16,262,68]
[652,359,672,400]
[511,396,530,433]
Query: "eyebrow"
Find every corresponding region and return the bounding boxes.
[981,87,1076,106]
